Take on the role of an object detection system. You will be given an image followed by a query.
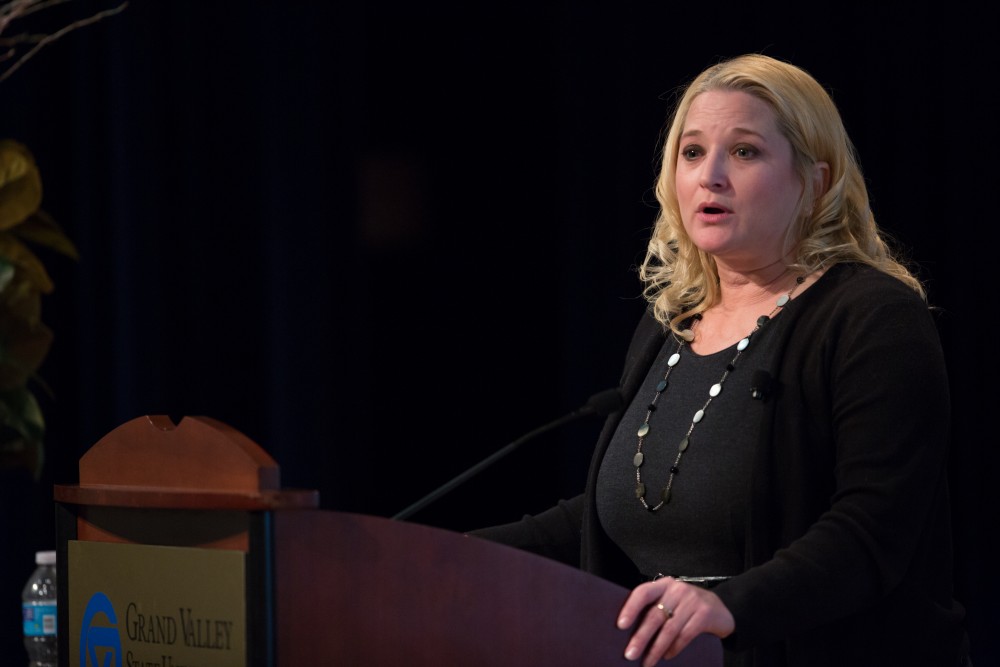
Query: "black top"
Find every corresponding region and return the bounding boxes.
[471,264,970,666]
[596,306,787,581]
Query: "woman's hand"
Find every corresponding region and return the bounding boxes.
[616,577,735,666]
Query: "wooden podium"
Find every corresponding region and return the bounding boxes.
[54,415,723,667]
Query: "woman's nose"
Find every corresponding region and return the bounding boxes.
[699,154,728,190]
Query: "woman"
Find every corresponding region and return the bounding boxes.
[470,54,970,666]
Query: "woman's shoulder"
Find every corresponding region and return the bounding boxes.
[807,262,926,306]
[791,262,938,345]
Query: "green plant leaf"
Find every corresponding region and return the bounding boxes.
[0,310,52,390]
[0,387,44,438]
[0,268,42,326]
[16,209,80,260]
[0,258,13,293]
[0,230,54,293]
[0,387,45,479]
[0,140,42,231]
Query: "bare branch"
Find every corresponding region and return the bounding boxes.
[2,1,75,35]
[0,32,52,47]
[0,0,127,83]
[2,1,76,23]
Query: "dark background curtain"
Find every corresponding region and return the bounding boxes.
[1,0,995,662]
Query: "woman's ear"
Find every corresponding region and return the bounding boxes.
[812,160,831,198]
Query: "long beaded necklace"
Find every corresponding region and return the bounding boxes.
[634,275,805,511]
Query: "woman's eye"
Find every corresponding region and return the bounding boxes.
[734,145,758,158]
[680,145,702,160]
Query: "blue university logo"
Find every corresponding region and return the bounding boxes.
[80,592,123,667]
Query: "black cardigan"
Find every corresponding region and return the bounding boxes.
[471,263,969,666]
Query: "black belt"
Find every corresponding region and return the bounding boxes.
[650,573,732,588]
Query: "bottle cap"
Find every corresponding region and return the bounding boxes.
[35,550,56,565]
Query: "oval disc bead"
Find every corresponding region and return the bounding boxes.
[737,337,750,351]
[633,452,644,467]
[693,408,705,423]
[709,383,722,397]
[638,423,650,437]
[667,352,681,367]
[776,293,790,307]
[661,487,671,503]
[635,483,646,498]
[656,379,668,392]
[679,436,690,452]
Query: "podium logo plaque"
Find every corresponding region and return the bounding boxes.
[68,541,247,667]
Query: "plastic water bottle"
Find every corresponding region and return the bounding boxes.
[22,550,57,667]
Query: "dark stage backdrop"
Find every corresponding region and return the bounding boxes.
[1,0,995,663]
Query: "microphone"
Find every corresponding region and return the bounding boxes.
[750,370,773,400]
[391,387,624,521]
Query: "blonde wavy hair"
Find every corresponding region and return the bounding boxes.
[640,53,925,335]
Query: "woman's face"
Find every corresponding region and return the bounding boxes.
[674,89,805,272]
